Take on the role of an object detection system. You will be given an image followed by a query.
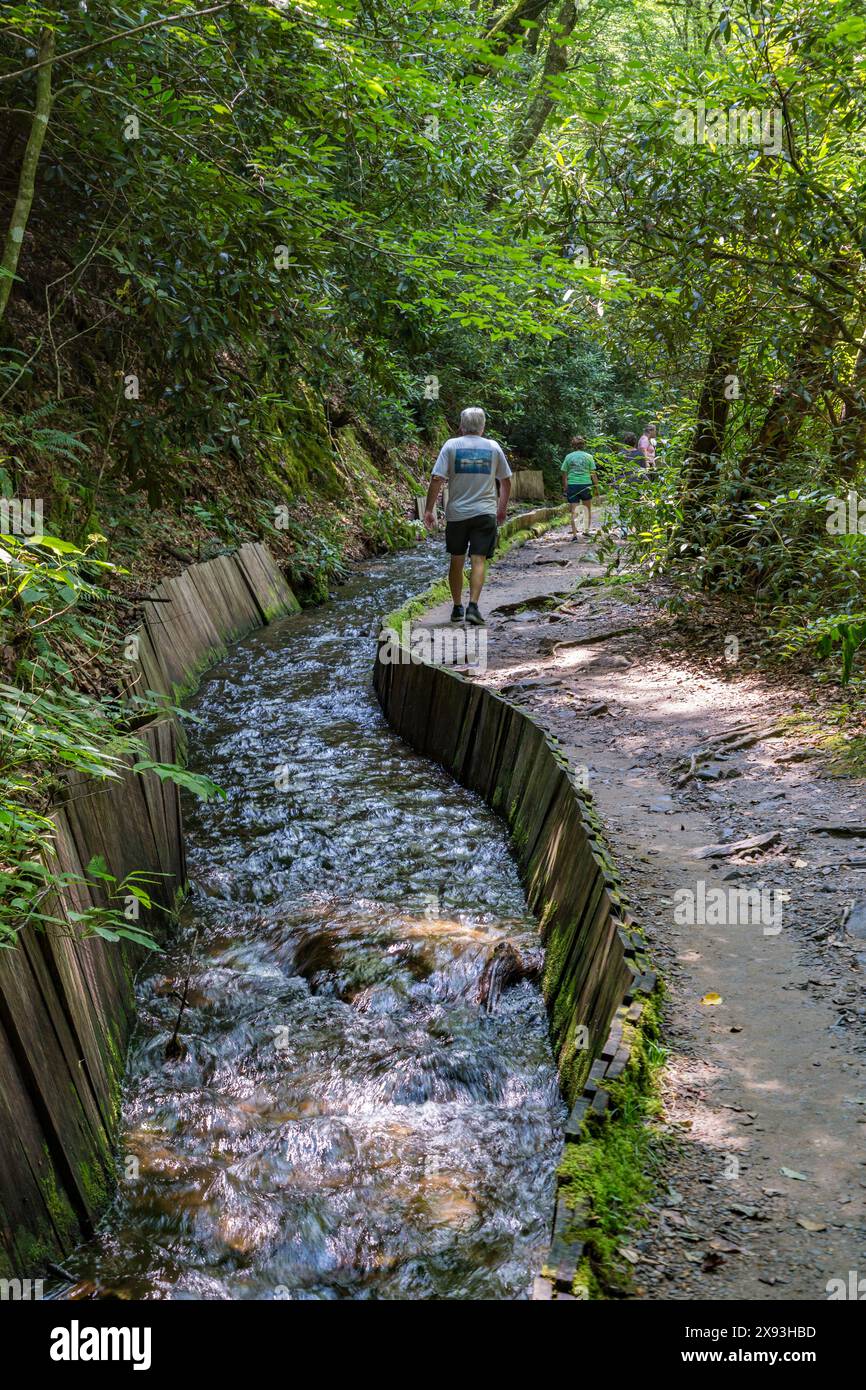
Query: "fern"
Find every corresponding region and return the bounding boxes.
[0,404,91,472]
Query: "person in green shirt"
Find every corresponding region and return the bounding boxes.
[560,435,599,538]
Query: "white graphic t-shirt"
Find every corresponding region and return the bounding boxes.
[432,434,512,521]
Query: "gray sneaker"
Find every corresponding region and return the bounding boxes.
[450,604,465,623]
[465,602,486,627]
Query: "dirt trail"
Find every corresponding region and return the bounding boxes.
[417,521,866,1300]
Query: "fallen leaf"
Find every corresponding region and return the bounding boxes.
[796,1217,826,1232]
[780,1167,809,1182]
[701,991,723,1006]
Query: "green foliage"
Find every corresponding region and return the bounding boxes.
[275,513,350,601]
[557,992,666,1297]
[131,759,226,802]
[0,0,658,516]
[0,529,218,948]
[786,612,866,686]
[0,405,90,481]
[608,444,866,681]
[359,503,419,555]
[62,855,162,952]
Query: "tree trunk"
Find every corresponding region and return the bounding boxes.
[510,0,577,162]
[680,325,743,525]
[483,0,556,52]
[741,334,837,479]
[0,28,55,325]
[690,328,743,460]
[739,275,851,485]
[830,333,866,483]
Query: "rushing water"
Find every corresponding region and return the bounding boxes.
[69,542,563,1300]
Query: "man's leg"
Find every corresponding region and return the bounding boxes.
[468,553,486,604]
[466,516,497,625]
[583,498,592,532]
[448,553,465,605]
[569,502,578,536]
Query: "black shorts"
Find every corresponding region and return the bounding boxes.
[445,512,498,559]
[566,483,593,503]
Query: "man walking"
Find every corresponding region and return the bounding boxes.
[424,407,511,627]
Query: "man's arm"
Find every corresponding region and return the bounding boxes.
[494,445,512,524]
[424,474,445,529]
[496,476,511,524]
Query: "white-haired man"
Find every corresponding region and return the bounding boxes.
[423,407,512,626]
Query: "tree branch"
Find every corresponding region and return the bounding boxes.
[0,3,234,85]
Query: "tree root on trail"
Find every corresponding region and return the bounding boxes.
[490,590,572,616]
[691,831,783,859]
[538,625,637,656]
[673,722,787,786]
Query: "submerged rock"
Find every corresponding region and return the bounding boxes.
[477,942,542,1013]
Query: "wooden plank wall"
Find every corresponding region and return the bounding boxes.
[0,543,299,1278]
[509,469,546,502]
